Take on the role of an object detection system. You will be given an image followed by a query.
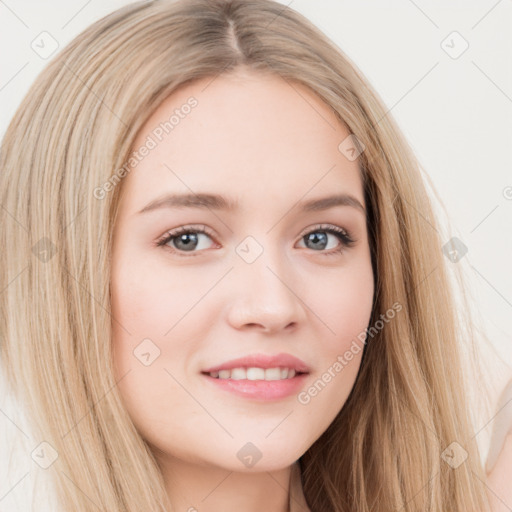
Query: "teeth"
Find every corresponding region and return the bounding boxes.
[207,367,300,380]
[262,368,280,380]
[247,367,265,380]
[231,368,246,380]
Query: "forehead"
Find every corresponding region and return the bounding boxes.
[121,70,364,214]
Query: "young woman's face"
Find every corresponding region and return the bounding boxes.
[110,69,374,472]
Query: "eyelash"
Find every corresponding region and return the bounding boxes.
[155,223,356,258]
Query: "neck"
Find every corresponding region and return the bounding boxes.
[158,455,292,512]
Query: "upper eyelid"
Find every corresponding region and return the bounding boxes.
[298,223,349,237]
[159,223,348,236]
[157,223,354,246]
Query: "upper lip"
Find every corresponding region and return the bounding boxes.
[201,352,310,374]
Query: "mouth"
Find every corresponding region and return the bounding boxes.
[200,352,310,401]
[201,352,310,375]
[201,367,307,381]
[200,365,309,401]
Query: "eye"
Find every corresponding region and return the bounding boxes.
[156,224,217,256]
[297,224,356,256]
[156,223,357,257]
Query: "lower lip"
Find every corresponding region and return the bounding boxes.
[201,372,309,401]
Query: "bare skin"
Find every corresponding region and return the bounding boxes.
[110,68,374,512]
[487,433,512,511]
[486,378,512,511]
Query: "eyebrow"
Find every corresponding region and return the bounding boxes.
[137,192,366,215]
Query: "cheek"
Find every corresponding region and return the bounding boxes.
[297,262,373,413]
[310,261,374,354]
[110,252,213,435]
[110,249,207,341]
[108,240,375,462]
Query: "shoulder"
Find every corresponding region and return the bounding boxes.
[486,377,512,512]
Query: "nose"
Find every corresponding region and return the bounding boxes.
[225,246,307,334]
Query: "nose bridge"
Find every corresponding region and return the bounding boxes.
[227,234,304,331]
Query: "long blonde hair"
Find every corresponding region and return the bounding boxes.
[0,0,495,510]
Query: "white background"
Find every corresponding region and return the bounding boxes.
[1,1,511,510]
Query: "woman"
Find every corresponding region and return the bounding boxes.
[0,0,508,510]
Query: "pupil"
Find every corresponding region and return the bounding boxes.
[307,232,327,250]
[176,233,198,251]
[173,232,329,252]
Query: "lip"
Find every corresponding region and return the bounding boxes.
[200,352,310,402]
[202,372,309,401]
[201,352,310,374]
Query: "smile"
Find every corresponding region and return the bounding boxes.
[206,367,300,380]
[201,369,308,401]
